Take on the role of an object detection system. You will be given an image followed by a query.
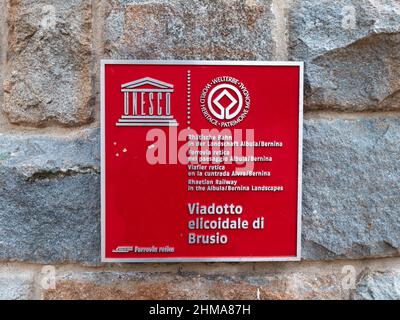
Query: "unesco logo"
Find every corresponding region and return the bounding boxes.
[200,76,250,127]
[116,77,178,127]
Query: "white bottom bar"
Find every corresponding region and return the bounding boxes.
[121,115,175,119]
[116,116,178,127]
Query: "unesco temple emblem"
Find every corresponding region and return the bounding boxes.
[116,77,179,127]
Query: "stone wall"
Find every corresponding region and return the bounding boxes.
[0,0,399,300]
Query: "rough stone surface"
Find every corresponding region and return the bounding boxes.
[105,0,276,60]
[0,266,35,299]
[3,0,94,126]
[0,0,6,109]
[302,117,400,259]
[43,271,343,300]
[0,0,399,301]
[0,128,100,264]
[289,0,400,111]
[354,270,400,299]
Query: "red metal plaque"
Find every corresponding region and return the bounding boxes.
[101,60,303,262]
